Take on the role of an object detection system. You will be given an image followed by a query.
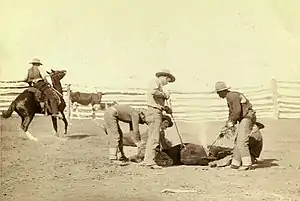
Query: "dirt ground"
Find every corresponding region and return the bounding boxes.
[1,116,300,201]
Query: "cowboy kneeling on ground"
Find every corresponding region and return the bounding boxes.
[122,114,174,163]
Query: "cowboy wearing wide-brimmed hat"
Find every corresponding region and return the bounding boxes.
[23,58,50,86]
[21,58,63,119]
[249,121,264,163]
[127,114,174,163]
[214,81,230,92]
[210,121,265,168]
[138,69,176,169]
[159,115,173,149]
[214,81,257,170]
[155,70,176,83]
[161,115,173,128]
[29,58,43,65]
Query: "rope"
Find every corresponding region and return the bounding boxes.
[50,86,64,97]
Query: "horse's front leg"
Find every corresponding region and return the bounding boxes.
[60,112,68,135]
[51,116,59,137]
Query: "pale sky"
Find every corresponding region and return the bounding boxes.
[1,0,299,92]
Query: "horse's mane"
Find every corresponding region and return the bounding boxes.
[51,74,63,94]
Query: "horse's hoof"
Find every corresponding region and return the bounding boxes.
[25,131,38,142]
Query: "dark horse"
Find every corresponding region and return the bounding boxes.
[1,69,68,141]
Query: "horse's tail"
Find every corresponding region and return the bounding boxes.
[1,101,16,118]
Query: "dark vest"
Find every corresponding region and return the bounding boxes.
[26,67,43,83]
[227,91,255,121]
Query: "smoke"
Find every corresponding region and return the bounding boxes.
[197,122,210,155]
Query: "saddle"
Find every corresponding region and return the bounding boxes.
[27,87,61,115]
[27,87,46,114]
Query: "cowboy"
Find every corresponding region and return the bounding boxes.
[249,121,264,164]
[103,104,147,165]
[158,115,173,150]
[209,121,264,168]
[21,58,62,119]
[215,81,257,170]
[125,114,174,163]
[139,69,175,169]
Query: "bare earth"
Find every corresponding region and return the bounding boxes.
[1,116,300,201]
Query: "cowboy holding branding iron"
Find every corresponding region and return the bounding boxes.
[139,69,175,169]
[20,58,62,119]
[215,81,257,170]
[209,121,265,168]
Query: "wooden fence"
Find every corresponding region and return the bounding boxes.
[0,79,299,122]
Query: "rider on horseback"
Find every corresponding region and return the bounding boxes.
[21,58,63,119]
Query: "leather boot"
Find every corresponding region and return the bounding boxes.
[110,147,129,166]
[118,146,129,162]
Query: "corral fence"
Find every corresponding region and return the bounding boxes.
[0,79,299,123]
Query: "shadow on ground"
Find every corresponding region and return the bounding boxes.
[66,133,96,140]
[255,159,279,169]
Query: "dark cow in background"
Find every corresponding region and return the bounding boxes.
[70,91,103,106]
[70,90,118,119]
[70,91,108,119]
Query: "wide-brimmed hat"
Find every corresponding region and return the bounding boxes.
[215,81,230,92]
[162,115,173,127]
[255,121,265,129]
[29,58,43,65]
[155,69,176,83]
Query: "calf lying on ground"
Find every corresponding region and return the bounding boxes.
[123,131,231,166]
[123,122,264,167]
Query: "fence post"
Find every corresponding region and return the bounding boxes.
[270,78,279,119]
[66,84,71,122]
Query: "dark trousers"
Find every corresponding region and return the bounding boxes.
[33,81,59,114]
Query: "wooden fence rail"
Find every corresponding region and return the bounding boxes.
[0,78,299,122]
